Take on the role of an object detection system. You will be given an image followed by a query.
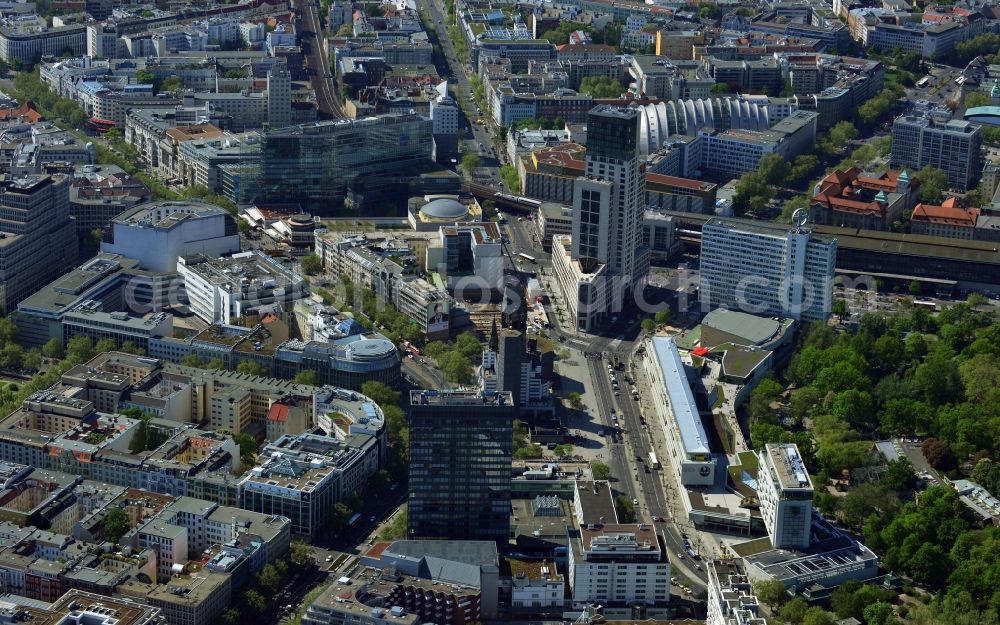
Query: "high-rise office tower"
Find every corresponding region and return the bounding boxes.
[891,114,981,191]
[699,212,836,322]
[0,175,78,313]
[266,66,292,129]
[407,390,515,542]
[497,328,524,409]
[551,106,649,331]
[757,443,814,549]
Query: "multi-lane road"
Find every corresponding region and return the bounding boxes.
[497,215,710,587]
[587,349,709,588]
[421,0,506,169]
[302,0,709,590]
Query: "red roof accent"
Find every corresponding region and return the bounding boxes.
[646,172,708,191]
[692,347,710,357]
[366,541,391,559]
[812,168,915,217]
[0,101,42,123]
[911,202,979,227]
[261,313,280,324]
[267,403,289,422]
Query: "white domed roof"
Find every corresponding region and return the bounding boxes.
[421,198,468,220]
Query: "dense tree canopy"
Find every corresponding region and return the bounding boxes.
[578,76,625,98]
[750,302,1000,623]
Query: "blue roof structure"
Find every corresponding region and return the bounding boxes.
[334,318,363,336]
[651,337,710,455]
[963,106,1000,126]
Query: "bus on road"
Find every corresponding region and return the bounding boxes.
[916,76,931,88]
[518,253,536,263]
[348,513,362,529]
[648,452,660,469]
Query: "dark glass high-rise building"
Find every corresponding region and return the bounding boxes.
[257,113,433,213]
[585,106,639,162]
[407,390,515,542]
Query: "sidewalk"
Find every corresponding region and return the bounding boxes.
[553,350,606,471]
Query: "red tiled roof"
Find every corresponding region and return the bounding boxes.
[645,172,709,191]
[911,202,979,227]
[267,403,289,422]
[0,102,42,123]
[812,194,879,216]
[812,168,915,217]
[856,171,899,191]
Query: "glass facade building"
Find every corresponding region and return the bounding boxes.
[258,113,433,213]
[586,106,639,163]
[407,390,515,542]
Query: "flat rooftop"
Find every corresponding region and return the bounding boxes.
[310,569,419,625]
[575,481,619,526]
[705,217,834,243]
[115,200,228,230]
[650,337,710,456]
[119,570,230,607]
[579,523,661,550]
[701,309,782,346]
[409,389,515,406]
[16,254,144,315]
[180,250,302,291]
[764,443,813,491]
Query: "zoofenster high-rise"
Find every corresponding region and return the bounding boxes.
[553,106,649,332]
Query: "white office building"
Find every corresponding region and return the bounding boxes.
[642,336,715,486]
[433,222,503,292]
[699,215,836,323]
[429,81,459,162]
[706,560,768,625]
[178,251,308,324]
[568,523,670,604]
[891,113,982,191]
[86,22,118,58]
[100,200,241,272]
[552,106,649,332]
[758,443,813,549]
[698,111,818,177]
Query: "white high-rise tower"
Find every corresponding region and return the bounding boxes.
[758,443,814,549]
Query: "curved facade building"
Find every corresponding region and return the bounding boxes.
[420,197,469,221]
[273,333,402,391]
[188,323,402,391]
[637,98,771,157]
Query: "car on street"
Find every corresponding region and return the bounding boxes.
[632,498,639,505]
